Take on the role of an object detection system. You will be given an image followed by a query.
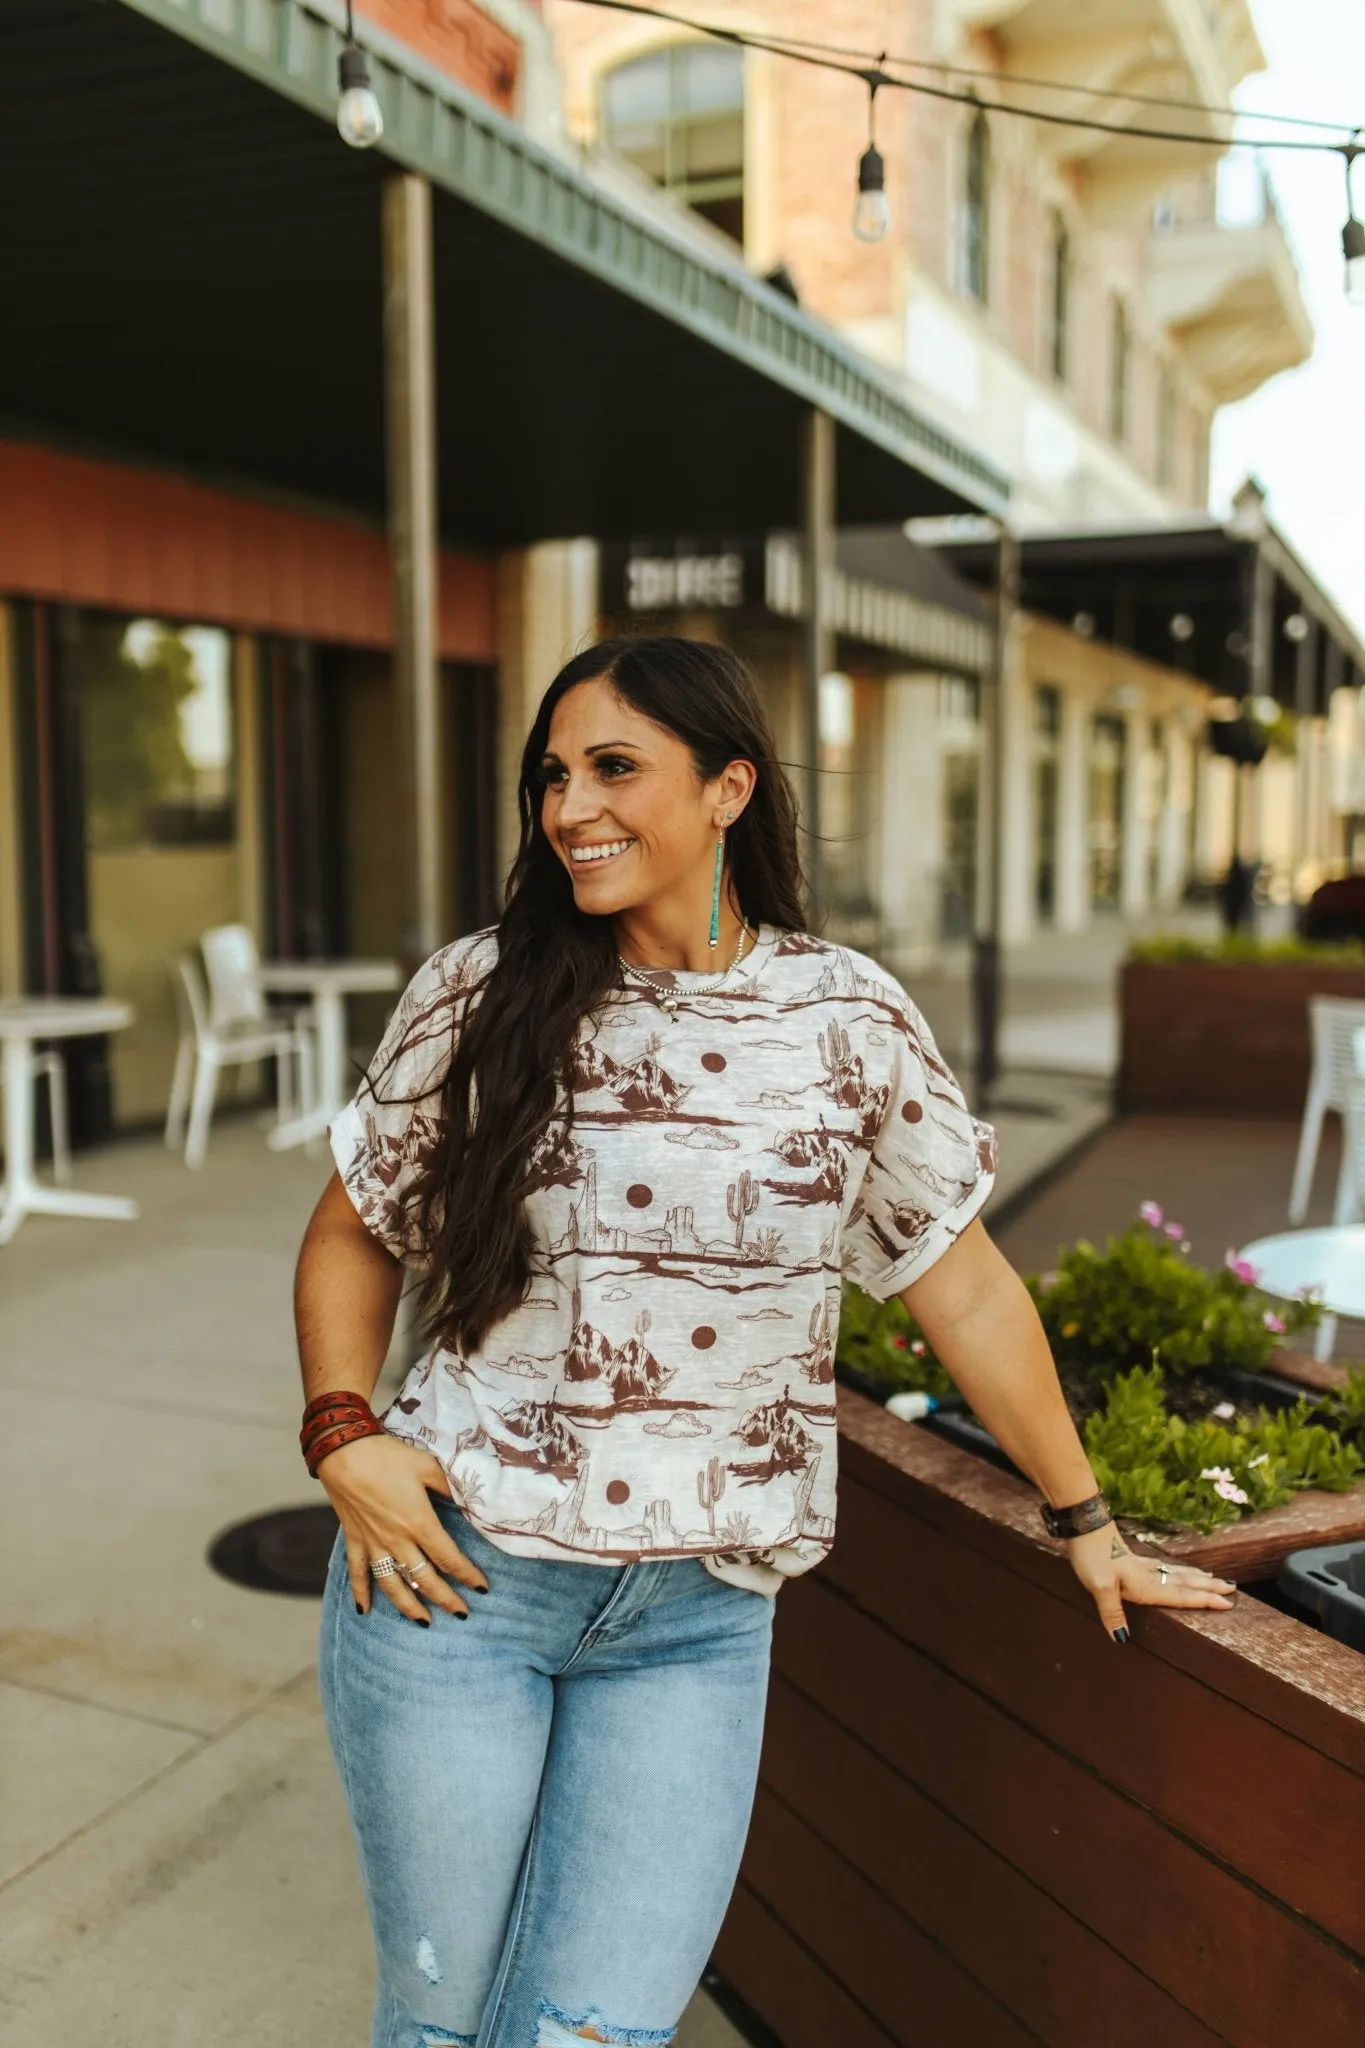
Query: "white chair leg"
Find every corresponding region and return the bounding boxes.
[165,1036,194,1149]
[185,1053,219,1170]
[1288,1092,1326,1223]
[296,1029,316,1120]
[1314,1312,1339,1364]
[45,1056,71,1186]
[274,1040,295,1125]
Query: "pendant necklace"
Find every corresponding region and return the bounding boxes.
[619,921,753,1019]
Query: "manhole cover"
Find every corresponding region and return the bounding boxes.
[208,1505,340,1596]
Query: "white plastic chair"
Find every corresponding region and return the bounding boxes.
[1288,996,1365,1223]
[201,921,306,1034]
[165,953,314,1169]
[0,1047,70,1186]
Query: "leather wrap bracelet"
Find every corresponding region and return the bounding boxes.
[1039,1490,1113,1540]
[300,1391,385,1478]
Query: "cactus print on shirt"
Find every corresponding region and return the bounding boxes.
[330,925,996,1595]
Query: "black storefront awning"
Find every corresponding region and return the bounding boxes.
[938,500,1363,714]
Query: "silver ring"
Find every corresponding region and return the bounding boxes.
[400,1557,431,1587]
[370,1555,401,1579]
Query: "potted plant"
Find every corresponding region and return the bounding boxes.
[837,1204,1365,1552]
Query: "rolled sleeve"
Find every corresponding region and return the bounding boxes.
[841,998,997,1303]
[328,937,487,1263]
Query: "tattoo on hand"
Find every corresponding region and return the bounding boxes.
[1110,1535,1128,1561]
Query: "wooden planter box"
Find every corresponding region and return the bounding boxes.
[714,1391,1365,2048]
[1119,959,1365,1116]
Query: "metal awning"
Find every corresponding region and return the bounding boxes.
[939,506,1364,714]
[0,0,1009,547]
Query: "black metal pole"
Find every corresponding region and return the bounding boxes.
[973,522,1017,1112]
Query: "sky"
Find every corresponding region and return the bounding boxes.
[1208,0,1365,636]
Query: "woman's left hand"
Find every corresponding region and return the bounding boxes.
[1065,1523,1237,1643]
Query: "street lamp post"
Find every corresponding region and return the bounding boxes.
[973,521,1018,1112]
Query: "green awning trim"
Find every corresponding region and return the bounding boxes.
[120,0,1008,517]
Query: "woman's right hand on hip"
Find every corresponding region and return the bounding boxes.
[318,1434,489,1622]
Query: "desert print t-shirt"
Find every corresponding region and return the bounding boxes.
[330,924,996,1595]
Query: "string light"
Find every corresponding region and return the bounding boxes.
[337,0,384,149]
[852,68,890,243]
[567,0,1363,273]
[1344,138,1365,307]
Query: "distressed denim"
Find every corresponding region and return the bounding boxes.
[319,1495,775,2048]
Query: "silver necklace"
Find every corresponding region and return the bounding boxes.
[619,922,753,1016]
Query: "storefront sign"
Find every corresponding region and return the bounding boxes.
[601,538,760,615]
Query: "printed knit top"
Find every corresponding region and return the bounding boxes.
[330,923,997,1595]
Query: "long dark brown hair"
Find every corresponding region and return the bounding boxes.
[409,635,808,1353]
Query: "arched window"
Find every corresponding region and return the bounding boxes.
[601,44,745,244]
[962,109,991,303]
[1049,211,1070,382]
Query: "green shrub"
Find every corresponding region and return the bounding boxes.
[1128,934,1364,966]
[835,1284,952,1397]
[1028,1211,1317,1381]
[1085,1363,1362,1532]
[1307,1363,1365,1450]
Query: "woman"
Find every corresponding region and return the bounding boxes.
[295,636,1234,2048]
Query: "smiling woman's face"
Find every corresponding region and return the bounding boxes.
[539,676,745,921]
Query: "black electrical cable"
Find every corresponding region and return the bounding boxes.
[567,0,1359,157]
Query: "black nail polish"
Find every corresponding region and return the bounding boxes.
[355,1602,365,1615]
[454,1608,470,1621]
[415,1616,430,1628]
[1112,1626,1131,1645]
[473,1584,490,1595]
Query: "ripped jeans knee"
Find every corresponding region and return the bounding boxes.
[534,2002,678,2048]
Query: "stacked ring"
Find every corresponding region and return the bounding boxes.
[370,1555,401,1579]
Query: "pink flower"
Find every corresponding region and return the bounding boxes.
[892,1336,907,1349]
[1263,1311,1286,1335]
[1164,1221,1185,1240]
[910,1340,926,1356]
[1139,1201,1164,1228]
[1225,1250,1261,1285]
[1213,1476,1249,1506]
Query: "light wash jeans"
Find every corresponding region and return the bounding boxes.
[319,1495,775,2048]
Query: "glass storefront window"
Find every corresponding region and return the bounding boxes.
[818,669,883,940]
[1089,713,1127,910]
[939,677,981,943]
[1033,684,1061,924]
[79,617,235,849]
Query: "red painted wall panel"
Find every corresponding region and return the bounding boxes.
[359,1,519,112]
[0,440,496,661]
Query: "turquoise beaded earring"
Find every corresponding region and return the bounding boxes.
[709,811,733,949]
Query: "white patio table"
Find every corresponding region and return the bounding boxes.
[259,958,401,1152]
[0,997,139,1245]
[1236,1226,1365,1363]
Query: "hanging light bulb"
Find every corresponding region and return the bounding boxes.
[1345,216,1365,307]
[1343,140,1365,305]
[852,68,891,243]
[337,2,383,149]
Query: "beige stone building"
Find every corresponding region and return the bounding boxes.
[543,0,1339,961]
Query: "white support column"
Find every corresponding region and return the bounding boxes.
[878,673,941,974]
[1157,725,1193,908]
[495,541,600,890]
[1055,688,1090,932]
[383,171,442,973]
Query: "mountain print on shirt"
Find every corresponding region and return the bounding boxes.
[336,924,996,1593]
